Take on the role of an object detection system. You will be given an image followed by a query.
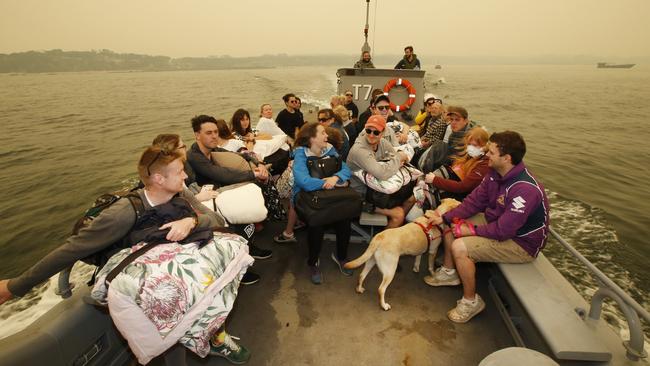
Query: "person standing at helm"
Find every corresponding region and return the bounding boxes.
[394,46,421,70]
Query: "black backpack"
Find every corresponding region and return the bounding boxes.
[71,189,145,269]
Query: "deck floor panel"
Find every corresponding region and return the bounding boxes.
[154,220,514,366]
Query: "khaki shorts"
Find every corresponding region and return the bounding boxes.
[461,214,534,264]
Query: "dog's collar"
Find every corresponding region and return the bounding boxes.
[414,221,442,246]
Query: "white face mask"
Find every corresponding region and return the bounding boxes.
[466,144,484,158]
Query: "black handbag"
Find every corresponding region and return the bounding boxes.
[307,155,341,179]
[366,180,416,209]
[295,187,362,226]
[295,155,361,226]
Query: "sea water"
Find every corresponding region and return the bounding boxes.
[0,65,648,342]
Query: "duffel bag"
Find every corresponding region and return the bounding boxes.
[295,187,362,226]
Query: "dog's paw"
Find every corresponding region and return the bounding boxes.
[412,266,420,273]
[381,302,392,311]
[356,286,365,294]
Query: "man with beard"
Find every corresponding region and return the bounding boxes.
[354,51,375,69]
[394,46,421,70]
[424,131,549,324]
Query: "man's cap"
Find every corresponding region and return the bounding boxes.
[423,93,441,103]
[446,106,468,119]
[365,115,386,132]
[372,94,390,106]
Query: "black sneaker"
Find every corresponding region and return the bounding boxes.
[241,271,260,286]
[210,333,251,364]
[249,244,272,260]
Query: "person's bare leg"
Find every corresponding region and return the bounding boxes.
[451,238,476,299]
[402,196,416,217]
[375,206,405,228]
[283,204,298,236]
[442,230,456,269]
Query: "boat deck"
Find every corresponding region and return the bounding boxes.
[152,220,514,365]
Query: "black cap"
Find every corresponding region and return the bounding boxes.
[372,94,390,106]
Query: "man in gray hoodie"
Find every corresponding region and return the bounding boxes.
[347,115,412,228]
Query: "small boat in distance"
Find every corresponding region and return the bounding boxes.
[597,62,635,69]
[434,64,442,69]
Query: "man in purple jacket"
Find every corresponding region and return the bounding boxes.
[425,131,549,323]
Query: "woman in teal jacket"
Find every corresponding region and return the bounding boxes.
[293,122,353,284]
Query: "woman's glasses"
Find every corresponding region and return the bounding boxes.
[376,105,390,111]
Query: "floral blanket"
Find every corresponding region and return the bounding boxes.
[91,232,254,364]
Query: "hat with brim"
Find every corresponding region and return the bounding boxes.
[372,94,390,106]
[365,115,386,132]
[423,93,441,104]
[446,106,468,119]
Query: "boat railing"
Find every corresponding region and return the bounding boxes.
[549,226,649,361]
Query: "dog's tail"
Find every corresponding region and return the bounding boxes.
[344,232,385,269]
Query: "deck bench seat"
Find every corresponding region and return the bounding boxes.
[494,253,612,362]
[324,211,388,244]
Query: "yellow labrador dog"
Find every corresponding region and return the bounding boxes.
[344,199,461,310]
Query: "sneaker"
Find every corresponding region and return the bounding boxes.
[210,333,251,364]
[273,232,297,244]
[309,260,322,284]
[249,244,272,260]
[330,252,353,276]
[447,295,486,323]
[424,267,461,287]
[240,271,260,286]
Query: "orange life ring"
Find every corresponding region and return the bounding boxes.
[382,78,416,112]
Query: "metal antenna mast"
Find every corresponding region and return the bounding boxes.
[361,0,371,54]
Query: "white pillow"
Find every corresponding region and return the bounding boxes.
[253,135,288,160]
[202,183,267,224]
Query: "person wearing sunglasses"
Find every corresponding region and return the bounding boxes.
[276,93,305,140]
[343,90,359,120]
[347,115,412,229]
[419,93,447,150]
[355,88,385,133]
[0,143,254,366]
[371,94,410,148]
[318,108,350,160]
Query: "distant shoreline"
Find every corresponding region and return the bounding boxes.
[0,49,643,74]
